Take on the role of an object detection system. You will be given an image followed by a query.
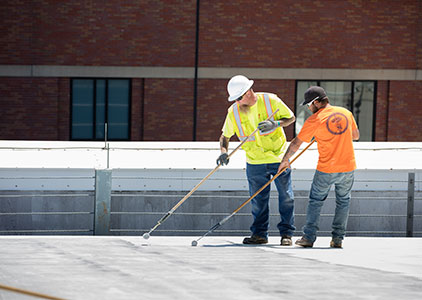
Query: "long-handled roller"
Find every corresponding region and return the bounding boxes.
[191,139,316,246]
[142,108,280,239]
[0,283,64,300]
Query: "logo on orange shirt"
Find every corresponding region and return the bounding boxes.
[326,112,349,135]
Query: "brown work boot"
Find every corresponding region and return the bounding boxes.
[280,235,292,246]
[243,234,268,244]
[330,239,343,248]
[295,236,313,248]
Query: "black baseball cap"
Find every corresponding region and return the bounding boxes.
[301,86,327,106]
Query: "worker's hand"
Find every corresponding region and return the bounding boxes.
[258,120,277,134]
[278,160,290,173]
[216,153,229,166]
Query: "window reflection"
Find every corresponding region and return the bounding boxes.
[71,79,131,140]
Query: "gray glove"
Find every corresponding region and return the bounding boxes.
[258,120,278,134]
[216,153,229,166]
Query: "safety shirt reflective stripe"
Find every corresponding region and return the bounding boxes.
[262,94,276,135]
[232,93,275,141]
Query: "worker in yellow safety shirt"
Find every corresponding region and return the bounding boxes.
[217,75,296,245]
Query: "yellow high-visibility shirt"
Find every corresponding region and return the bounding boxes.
[222,92,294,164]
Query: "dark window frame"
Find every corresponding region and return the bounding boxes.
[70,78,132,141]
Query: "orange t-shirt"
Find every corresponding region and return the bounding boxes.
[298,105,358,173]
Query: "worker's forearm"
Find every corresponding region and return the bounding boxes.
[276,116,295,127]
[281,137,303,162]
[219,134,229,153]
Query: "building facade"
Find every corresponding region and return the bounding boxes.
[0,0,421,142]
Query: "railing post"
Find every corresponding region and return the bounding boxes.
[94,169,112,235]
[406,172,415,237]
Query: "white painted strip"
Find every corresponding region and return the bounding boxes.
[0,65,421,80]
[416,69,422,80]
[0,65,32,76]
[199,67,421,80]
[33,65,195,78]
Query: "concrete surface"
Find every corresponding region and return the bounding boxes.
[1,141,422,170]
[0,236,421,300]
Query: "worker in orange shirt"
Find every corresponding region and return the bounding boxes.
[279,86,360,248]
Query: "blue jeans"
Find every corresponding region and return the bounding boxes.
[303,170,354,243]
[246,163,295,238]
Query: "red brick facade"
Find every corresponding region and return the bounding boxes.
[375,81,389,141]
[143,79,194,141]
[0,77,69,140]
[199,0,421,69]
[0,1,421,141]
[0,1,196,66]
[388,81,422,141]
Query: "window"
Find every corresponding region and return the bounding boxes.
[295,81,376,141]
[71,79,131,140]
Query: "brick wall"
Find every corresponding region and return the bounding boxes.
[1,0,420,68]
[2,77,419,141]
[196,79,231,141]
[0,77,63,140]
[131,78,144,141]
[0,1,421,142]
[387,81,422,141]
[375,81,389,141]
[57,78,70,140]
[199,0,420,68]
[0,1,196,66]
[143,79,194,141]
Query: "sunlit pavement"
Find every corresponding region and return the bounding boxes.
[0,236,421,299]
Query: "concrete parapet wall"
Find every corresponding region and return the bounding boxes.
[0,142,421,236]
[1,189,420,237]
[0,190,94,235]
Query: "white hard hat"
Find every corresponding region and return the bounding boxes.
[227,75,254,102]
